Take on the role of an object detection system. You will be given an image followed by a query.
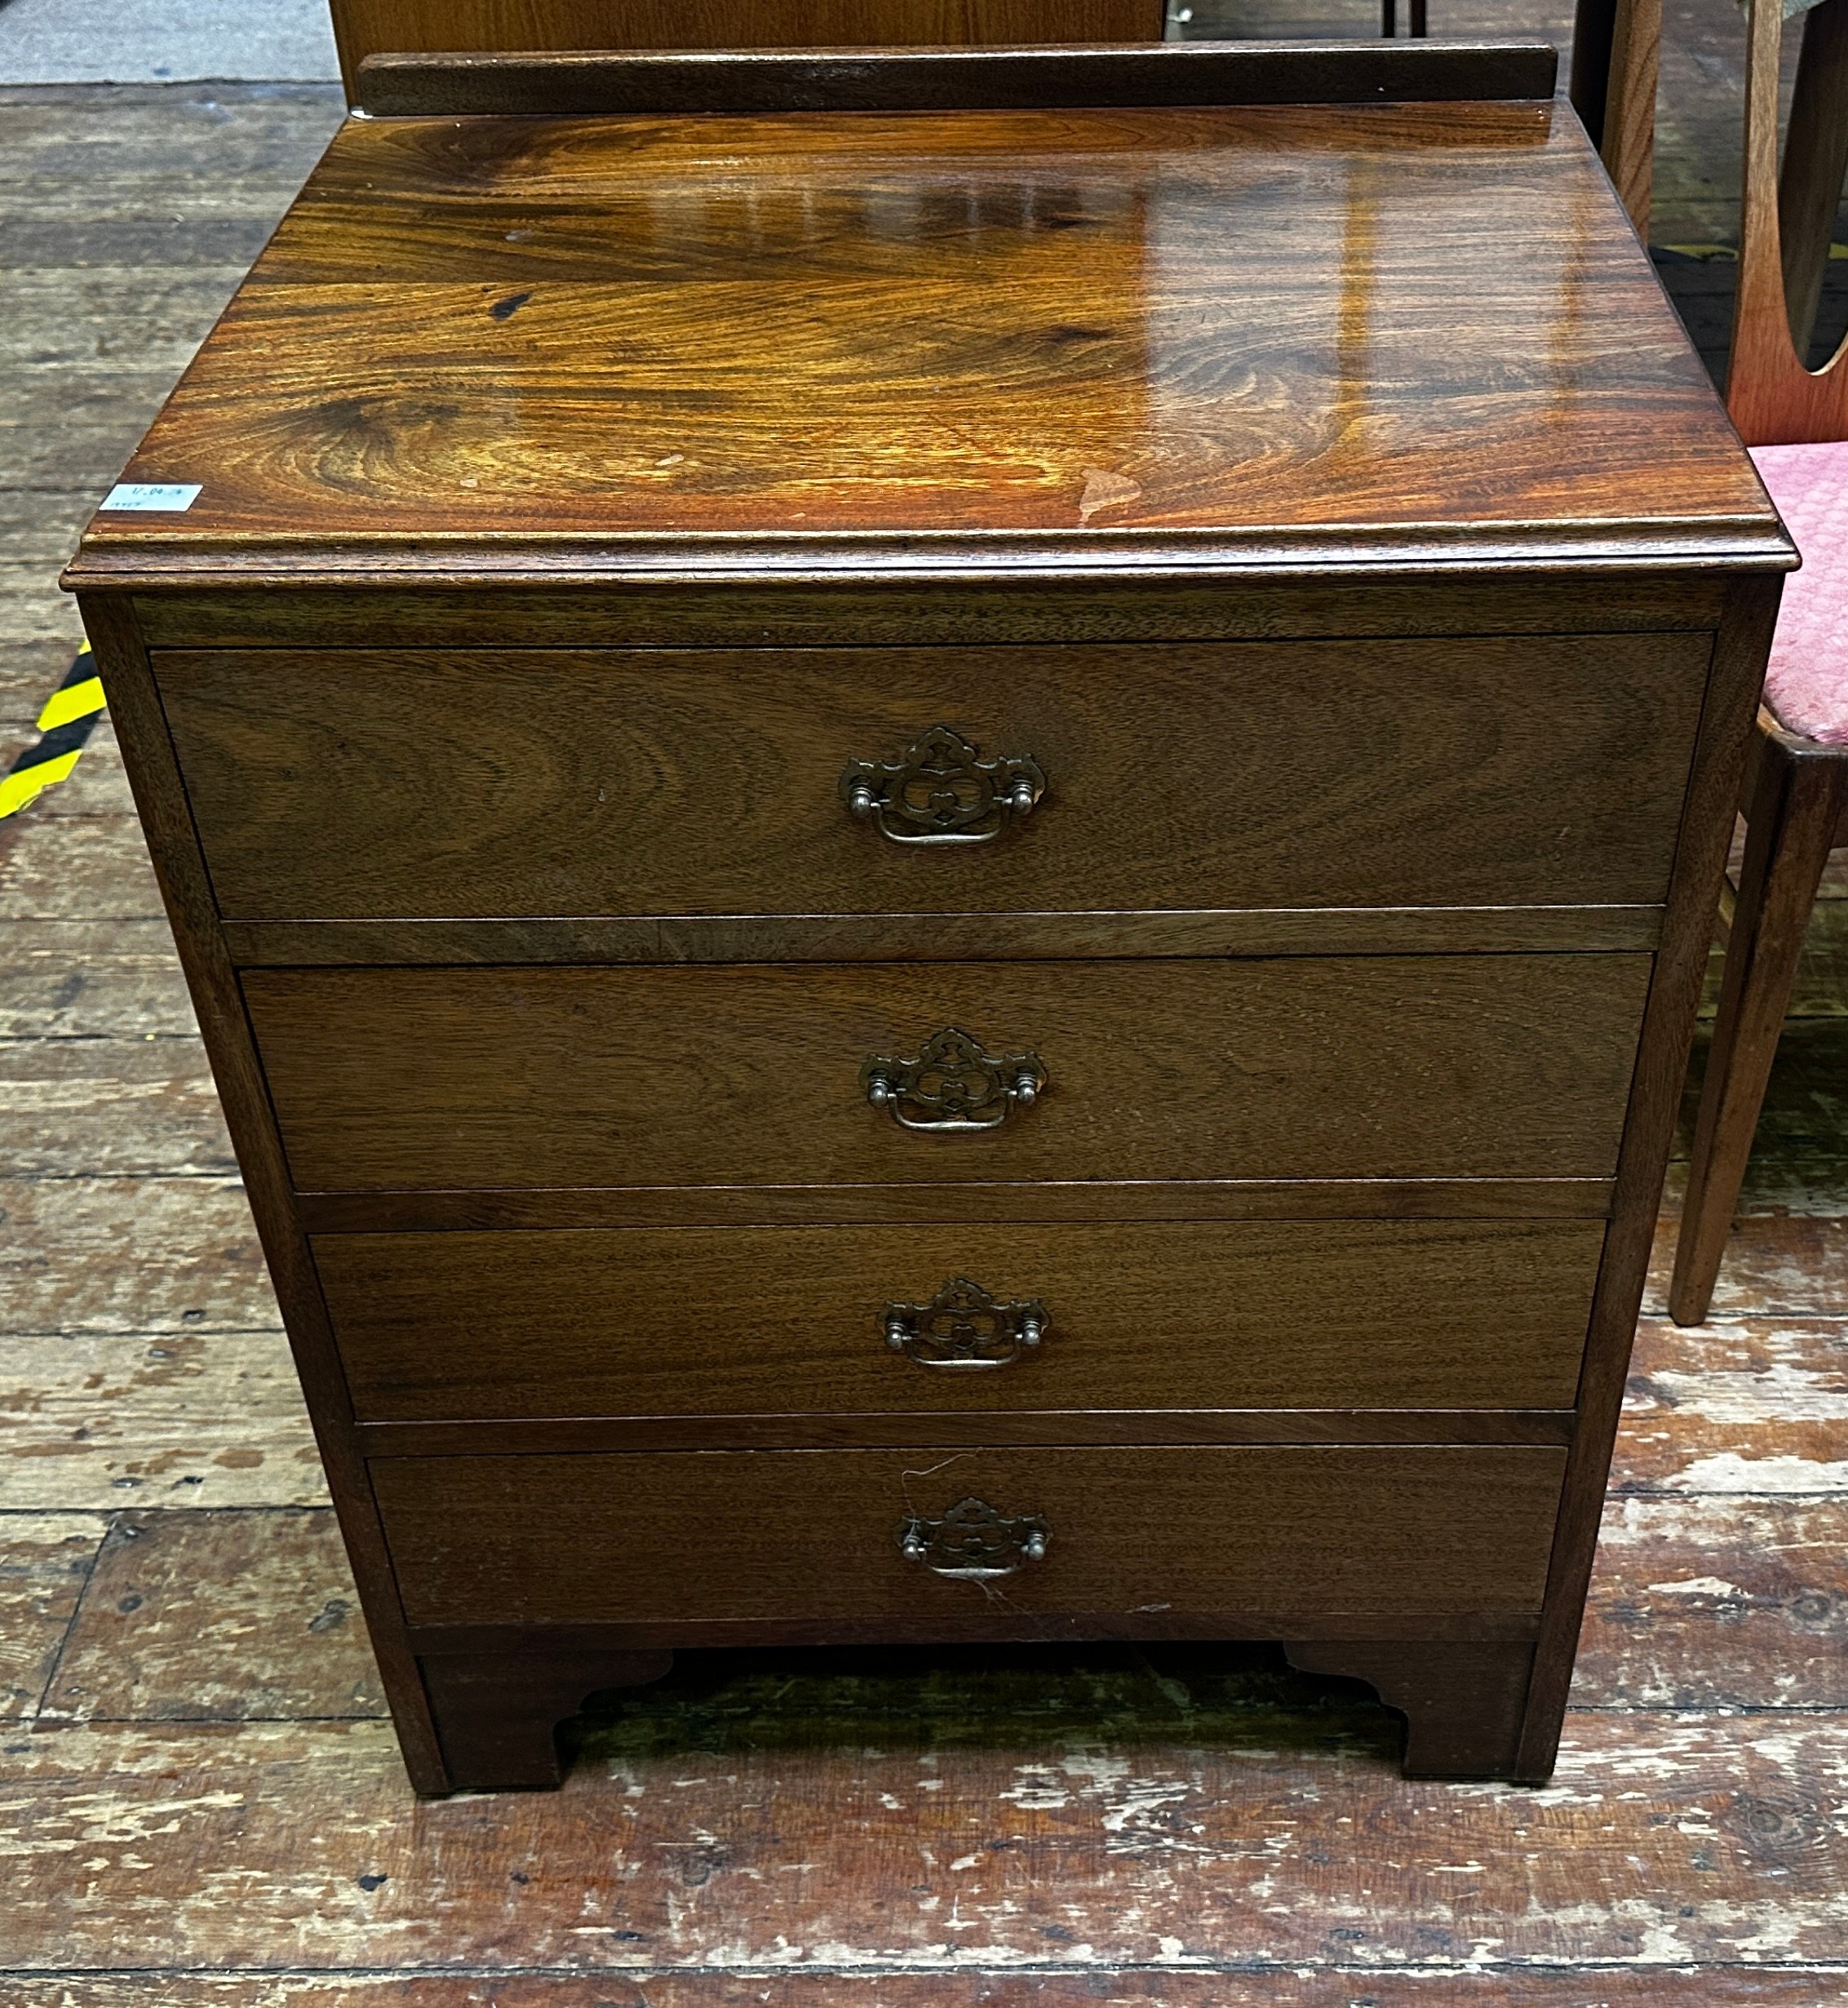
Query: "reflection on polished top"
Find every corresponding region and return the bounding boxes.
[75,100,1784,577]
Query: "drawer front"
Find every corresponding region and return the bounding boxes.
[157,635,1709,920]
[318,1219,1605,1421]
[247,955,1651,1193]
[371,1446,1567,1629]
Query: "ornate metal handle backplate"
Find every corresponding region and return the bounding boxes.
[884,1276,1048,1369]
[862,1026,1047,1133]
[840,725,1045,846]
[899,1496,1050,1578]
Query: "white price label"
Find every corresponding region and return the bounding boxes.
[100,483,202,512]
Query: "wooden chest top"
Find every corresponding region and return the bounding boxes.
[66,48,1786,587]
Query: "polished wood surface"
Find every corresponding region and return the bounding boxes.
[352,41,1559,117]
[314,1218,1606,1421]
[329,1,1166,100]
[244,955,1652,1192]
[62,49,1786,1793]
[369,1445,1568,1629]
[157,634,1710,922]
[18,56,1848,1966]
[64,88,1784,587]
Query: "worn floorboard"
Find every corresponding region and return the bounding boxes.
[0,1512,105,1718]
[2,33,1848,2006]
[5,1709,1848,1970]
[0,1329,321,1509]
[0,1176,278,1336]
[1,921,197,1038]
[40,1509,382,1722]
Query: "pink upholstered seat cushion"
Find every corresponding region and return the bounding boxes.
[1751,439,1848,747]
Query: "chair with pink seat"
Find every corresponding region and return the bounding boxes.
[1669,0,1848,1324]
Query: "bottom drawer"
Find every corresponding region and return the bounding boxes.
[372,1447,1567,1630]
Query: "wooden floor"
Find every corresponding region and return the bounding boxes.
[5,20,1848,2002]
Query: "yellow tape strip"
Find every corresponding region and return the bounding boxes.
[0,749,81,818]
[37,675,104,734]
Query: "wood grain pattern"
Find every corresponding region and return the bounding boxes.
[1598,0,1662,233]
[330,0,1167,100]
[63,97,1787,585]
[314,1218,1605,1422]
[244,955,1653,1194]
[156,632,1711,922]
[354,1409,1577,1453]
[1671,714,1848,1324]
[11,51,1846,1991]
[0,1175,277,1337]
[1,922,197,1038]
[370,1445,1566,1629]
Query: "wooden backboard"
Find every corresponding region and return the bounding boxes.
[329,1,1169,100]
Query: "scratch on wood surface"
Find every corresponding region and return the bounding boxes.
[1076,467,1141,523]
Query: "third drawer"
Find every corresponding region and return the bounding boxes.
[317,1218,1604,1422]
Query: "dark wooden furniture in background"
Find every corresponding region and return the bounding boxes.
[66,40,1789,1794]
[326,0,1168,96]
[1571,0,1660,233]
[1667,0,1848,1326]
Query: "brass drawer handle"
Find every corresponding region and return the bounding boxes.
[884,1276,1048,1369]
[840,725,1045,846]
[899,1496,1050,1578]
[862,1026,1046,1133]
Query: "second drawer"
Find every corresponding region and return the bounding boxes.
[317,1218,1605,1421]
[247,954,1651,1192]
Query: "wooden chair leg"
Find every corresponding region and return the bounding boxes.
[417,1649,673,1794]
[1669,732,1846,1326]
[1283,1640,1537,1780]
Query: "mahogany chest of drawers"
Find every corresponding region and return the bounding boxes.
[65,40,1793,1793]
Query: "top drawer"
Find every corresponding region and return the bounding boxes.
[154,635,1710,922]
